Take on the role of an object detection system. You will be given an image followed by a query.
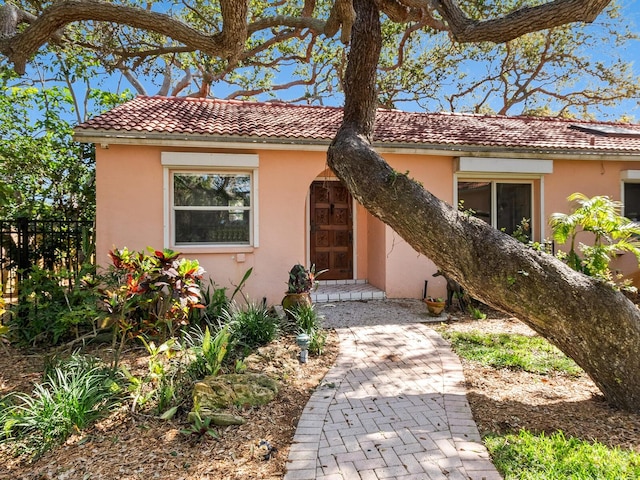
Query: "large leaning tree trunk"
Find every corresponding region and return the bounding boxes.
[328,0,640,412]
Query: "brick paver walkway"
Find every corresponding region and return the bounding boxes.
[284,323,502,480]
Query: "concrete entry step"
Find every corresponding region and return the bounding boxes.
[312,280,386,303]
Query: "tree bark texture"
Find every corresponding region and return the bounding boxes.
[329,0,640,412]
[437,0,612,43]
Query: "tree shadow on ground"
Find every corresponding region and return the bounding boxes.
[468,391,640,452]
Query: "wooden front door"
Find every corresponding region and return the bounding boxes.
[310,180,353,280]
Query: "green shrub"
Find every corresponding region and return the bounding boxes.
[124,325,232,417]
[226,301,279,351]
[128,337,191,416]
[550,193,640,284]
[0,354,123,458]
[197,279,230,324]
[290,303,326,356]
[193,268,253,326]
[101,247,206,367]
[11,265,100,346]
[183,324,231,379]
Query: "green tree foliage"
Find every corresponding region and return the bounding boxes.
[0,64,131,220]
[0,81,92,220]
[550,193,640,282]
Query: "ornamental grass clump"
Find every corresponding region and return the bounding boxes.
[225,301,280,351]
[0,354,123,458]
[290,303,327,356]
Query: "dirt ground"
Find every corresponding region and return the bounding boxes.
[441,314,640,453]
[2,309,640,479]
[0,332,340,480]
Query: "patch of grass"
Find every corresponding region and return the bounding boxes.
[440,330,582,375]
[485,430,640,479]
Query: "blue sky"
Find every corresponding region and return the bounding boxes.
[21,1,640,124]
[604,0,640,119]
[143,1,640,122]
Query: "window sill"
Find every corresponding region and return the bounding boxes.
[171,245,255,255]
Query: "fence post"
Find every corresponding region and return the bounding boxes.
[16,217,31,287]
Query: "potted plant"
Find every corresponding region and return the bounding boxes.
[282,264,323,312]
[425,296,446,316]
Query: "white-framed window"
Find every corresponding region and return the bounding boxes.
[162,153,259,248]
[457,180,533,237]
[172,172,251,245]
[455,157,550,240]
[622,171,640,222]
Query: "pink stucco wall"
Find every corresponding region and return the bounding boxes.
[95,145,640,303]
[96,145,376,304]
[95,145,164,259]
[365,214,386,291]
[379,153,454,299]
[543,159,628,239]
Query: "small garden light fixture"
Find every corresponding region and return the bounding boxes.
[296,332,311,363]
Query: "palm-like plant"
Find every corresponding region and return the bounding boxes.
[550,192,640,280]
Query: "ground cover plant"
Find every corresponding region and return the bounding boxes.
[0,249,338,478]
[440,330,582,376]
[437,315,640,479]
[485,430,640,479]
[0,354,124,458]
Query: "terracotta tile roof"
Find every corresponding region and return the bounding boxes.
[75,96,640,154]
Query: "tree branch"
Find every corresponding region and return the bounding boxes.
[0,0,248,74]
[248,15,326,35]
[436,0,613,43]
[0,2,37,39]
[325,0,356,43]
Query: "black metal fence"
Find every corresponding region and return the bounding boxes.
[0,219,94,303]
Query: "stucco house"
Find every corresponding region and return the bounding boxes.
[74,96,640,304]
